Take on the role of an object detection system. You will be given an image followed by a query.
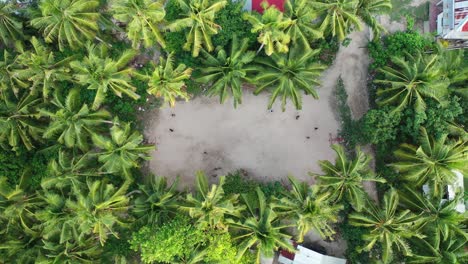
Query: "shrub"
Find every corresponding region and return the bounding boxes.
[368,31,435,69]
[361,107,401,144]
[212,0,257,48]
[130,214,205,263]
[334,77,363,149]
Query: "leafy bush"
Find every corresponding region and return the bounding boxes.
[212,0,257,48]
[339,204,372,263]
[368,31,435,69]
[0,148,57,189]
[315,37,339,65]
[361,107,401,144]
[130,214,206,263]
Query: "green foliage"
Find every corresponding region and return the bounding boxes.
[31,0,101,51]
[315,37,340,65]
[334,77,363,149]
[339,208,372,264]
[361,107,401,144]
[130,214,206,263]
[212,0,256,48]
[250,43,325,111]
[165,0,227,57]
[368,30,435,69]
[205,231,239,264]
[223,170,285,200]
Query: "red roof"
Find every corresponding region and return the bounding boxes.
[463,21,468,31]
[252,0,285,13]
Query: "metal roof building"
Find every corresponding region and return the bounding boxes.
[437,0,468,39]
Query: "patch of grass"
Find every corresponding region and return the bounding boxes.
[334,77,363,151]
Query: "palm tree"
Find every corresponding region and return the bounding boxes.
[139,53,192,107]
[284,0,323,47]
[179,171,244,230]
[408,236,468,264]
[70,43,140,110]
[165,0,227,57]
[311,144,386,211]
[243,3,293,56]
[349,190,425,264]
[228,188,295,263]
[40,237,102,263]
[374,53,450,114]
[0,176,41,238]
[0,1,24,46]
[356,0,392,39]
[39,88,111,150]
[0,91,43,152]
[196,37,255,107]
[249,44,326,111]
[40,150,100,190]
[272,176,342,242]
[109,0,166,49]
[437,46,468,92]
[132,176,181,226]
[30,0,100,51]
[391,127,468,197]
[314,0,362,41]
[66,179,130,246]
[15,37,72,99]
[0,50,28,97]
[398,185,467,245]
[92,121,154,178]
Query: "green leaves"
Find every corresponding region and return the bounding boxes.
[197,37,255,107]
[229,188,295,263]
[92,121,154,178]
[110,0,166,49]
[70,43,140,110]
[141,53,192,107]
[349,190,425,264]
[166,0,227,57]
[40,88,111,151]
[130,215,206,263]
[31,0,100,51]
[243,4,293,56]
[0,91,43,152]
[375,52,450,114]
[249,44,325,111]
[312,144,386,211]
[0,2,24,46]
[179,172,244,229]
[315,0,362,41]
[391,127,468,197]
[272,176,342,242]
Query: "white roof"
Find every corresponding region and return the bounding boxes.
[278,246,347,264]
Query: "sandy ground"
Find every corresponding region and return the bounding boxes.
[144,88,340,189]
[143,26,376,190]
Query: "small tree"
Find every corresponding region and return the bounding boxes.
[139,53,192,107]
[272,176,342,242]
[70,43,139,110]
[110,0,166,49]
[311,144,385,211]
[165,0,227,57]
[349,190,425,264]
[30,0,100,50]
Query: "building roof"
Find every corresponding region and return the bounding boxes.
[279,245,347,264]
[437,0,468,39]
[242,0,285,13]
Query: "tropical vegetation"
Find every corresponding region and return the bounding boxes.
[0,0,466,264]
